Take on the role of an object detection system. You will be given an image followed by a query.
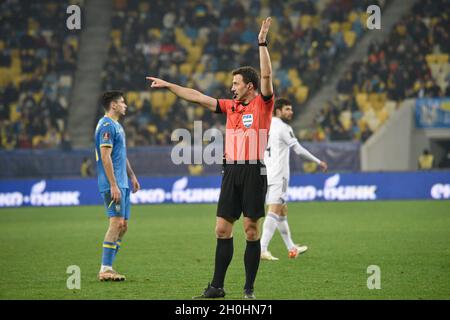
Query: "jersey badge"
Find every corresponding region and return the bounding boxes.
[242,114,253,128]
[102,132,110,141]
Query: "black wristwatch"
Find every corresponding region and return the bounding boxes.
[258,41,268,46]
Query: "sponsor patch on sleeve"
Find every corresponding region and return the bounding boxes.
[103,132,110,141]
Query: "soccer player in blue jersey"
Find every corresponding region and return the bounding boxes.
[95,91,140,281]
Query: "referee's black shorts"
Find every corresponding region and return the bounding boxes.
[217,161,268,220]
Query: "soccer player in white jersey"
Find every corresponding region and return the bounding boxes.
[261,98,327,261]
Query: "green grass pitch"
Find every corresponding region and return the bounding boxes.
[0,201,449,300]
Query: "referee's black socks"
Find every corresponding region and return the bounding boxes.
[211,237,234,289]
[244,239,261,291]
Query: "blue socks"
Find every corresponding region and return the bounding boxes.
[101,241,117,267]
[101,239,123,267]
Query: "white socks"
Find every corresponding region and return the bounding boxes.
[261,212,279,252]
[261,213,296,252]
[277,216,296,250]
[100,265,113,273]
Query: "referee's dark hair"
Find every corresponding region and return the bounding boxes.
[232,66,260,90]
[102,91,124,111]
[274,98,292,115]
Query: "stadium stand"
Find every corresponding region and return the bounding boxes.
[99,0,384,146]
[0,0,84,150]
[309,0,449,142]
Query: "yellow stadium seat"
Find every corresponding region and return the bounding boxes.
[271,51,282,62]
[312,15,321,28]
[32,135,45,148]
[33,92,43,104]
[330,22,340,34]
[288,68,302,86]
[165,92,177,108]
[372,101,384,111]
[437,54,449,64]
[12,74,21,87]
[9,103,21,122]
[426,54,438,65]
[134,98,143,109]
[194,106,204,118]
[149,28,161,39]
[188,164,204,176]
[300,15,313,29]
[295,86,309,104]
[126,91,139,105]
[341,22,352,32]
[376,107,389,124]
[175,28,191,49]
[158,92,177,116]
[187,45,202,63]
[28,19,39,33]
[0,68,11,87]
[240,44,251,54]
[358,118,367,131]
[180,63,193,76]
[11,49,20,60]
[339,110,352,130]
[368,93,380,103]
[195,63,205,73]
[360,12,370,28]
[215,71,227,84]
[356,93,368,109]
[111,29,121,40]
[67,37,79,51]
[344,31,356,47]
[147,124,158,134]
[150,91,165,110]
[273,78,281,88]
[360,101,372,113]
[348,11,359,23]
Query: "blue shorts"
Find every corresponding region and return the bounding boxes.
[101,188,131,220]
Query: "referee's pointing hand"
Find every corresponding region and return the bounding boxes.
[146,77,169,88]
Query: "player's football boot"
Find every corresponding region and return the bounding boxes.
[98,269,126,281]
[288,245,308,259]
[260,251,279,261]
[192,283,226,299]
[244,289,256,299]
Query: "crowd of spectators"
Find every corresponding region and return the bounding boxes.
[308,0,449,143]
[100,0,381,146]
[0,0,83,150]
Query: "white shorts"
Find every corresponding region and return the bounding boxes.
[265,178,288,205]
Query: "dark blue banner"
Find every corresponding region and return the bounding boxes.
[415,98,450,128]
[1,171,449,208]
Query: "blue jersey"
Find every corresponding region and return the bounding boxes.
[95,116,129,192]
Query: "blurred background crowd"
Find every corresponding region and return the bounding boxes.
[0,0,448,155]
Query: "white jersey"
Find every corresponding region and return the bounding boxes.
[264,117,321,185]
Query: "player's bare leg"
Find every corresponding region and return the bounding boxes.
[113,219,127,263]
[98,217,126,281]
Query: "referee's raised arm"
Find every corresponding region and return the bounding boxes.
[258,17,273,98]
